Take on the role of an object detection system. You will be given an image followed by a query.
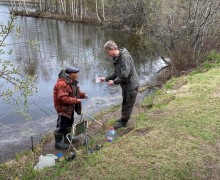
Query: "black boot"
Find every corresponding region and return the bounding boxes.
[63,128,79,144]
[115,119,121,122]
[54,132,69,150]
[114,120,127,129]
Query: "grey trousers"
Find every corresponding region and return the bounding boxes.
[121,87,138,123]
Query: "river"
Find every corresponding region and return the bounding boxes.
[0,4,165,162]
[0,4,164,124]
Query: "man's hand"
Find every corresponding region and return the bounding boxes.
[76,99,82,103]
[107,80,114,86]
[99,77,106,82]
[84,94,88,99]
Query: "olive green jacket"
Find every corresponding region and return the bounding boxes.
[105,48,139,90]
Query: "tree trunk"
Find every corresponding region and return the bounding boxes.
[95,0,101,22]
[102,0,105,21]
[23,0,28,14]
[80,0,82,20]
[71,0,75,20]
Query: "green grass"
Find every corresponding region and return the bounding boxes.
[1,65,220,179]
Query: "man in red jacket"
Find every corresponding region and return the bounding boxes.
[53,67,88,150]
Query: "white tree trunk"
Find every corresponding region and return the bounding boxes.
[23,0,28,14]
[9,0,15,11]
[60,0,66,14]
[102,0,105,21]
[75,0,78,17]
[80,0,82,20]
[71,0,75,20]
[84,0,87,16]
[39,0,42,12]
[18,0,22,11]
[95,0,101,22]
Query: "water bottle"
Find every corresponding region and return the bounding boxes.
[56,153,64,161]
[106,127,116,142]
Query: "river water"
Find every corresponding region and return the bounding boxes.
[0,4,164,124]
[0,5,165,162]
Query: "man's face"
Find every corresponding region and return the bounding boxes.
[106,49,118,57]
[69,72,78,81]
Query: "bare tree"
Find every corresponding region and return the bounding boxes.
[151,0,220,72]
[95,0,101,22]
[104,0,150,32]
[102,0,105,21]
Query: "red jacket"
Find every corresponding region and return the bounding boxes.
[53,77,86,119]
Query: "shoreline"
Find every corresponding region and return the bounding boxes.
[0,86,155,163]
[12,11,102,25]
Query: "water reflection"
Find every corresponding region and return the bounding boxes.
[0,5,162,124]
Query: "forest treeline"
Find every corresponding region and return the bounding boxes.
[9,0,220,76]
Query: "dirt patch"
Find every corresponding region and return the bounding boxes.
[117,127,133,136]
[150,110,165,115]
[134,127,152,136]
[41,138,68,157]
[173,80,188,90]
[212,91,220,98]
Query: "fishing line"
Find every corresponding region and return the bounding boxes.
[0,111,11,121]
[32,101,50,116]
[32,101,56,115]
[0,110,23,131]
[0,122,14,130]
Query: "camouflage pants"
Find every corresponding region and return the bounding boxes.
[121,87,138,123]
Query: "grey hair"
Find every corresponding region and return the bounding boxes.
[104,40,118,51]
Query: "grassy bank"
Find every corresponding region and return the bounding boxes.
[1,61,220,179]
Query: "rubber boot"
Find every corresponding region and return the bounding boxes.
[54,132,69,150]
[114,120,127,129]
[63,128,79,144]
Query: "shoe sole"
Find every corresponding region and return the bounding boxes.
[114,125,126,129]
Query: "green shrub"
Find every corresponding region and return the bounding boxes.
[206,50,220,64]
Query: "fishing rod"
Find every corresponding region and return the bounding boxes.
[82,112,103,126]
[32,101,56,115]
[32,101,51,116]
[0,122,14,130]
[0,110,16,130]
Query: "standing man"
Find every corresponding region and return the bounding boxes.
[53,67,88,150]
[100,40,139,129]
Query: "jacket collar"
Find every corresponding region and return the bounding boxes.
[58,69,78,84]
[113,50,122,64]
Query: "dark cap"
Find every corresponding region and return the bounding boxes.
[65,67,80,74]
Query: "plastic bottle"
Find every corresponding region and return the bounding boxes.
[106,127,116,142]
[56,153,64,161]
